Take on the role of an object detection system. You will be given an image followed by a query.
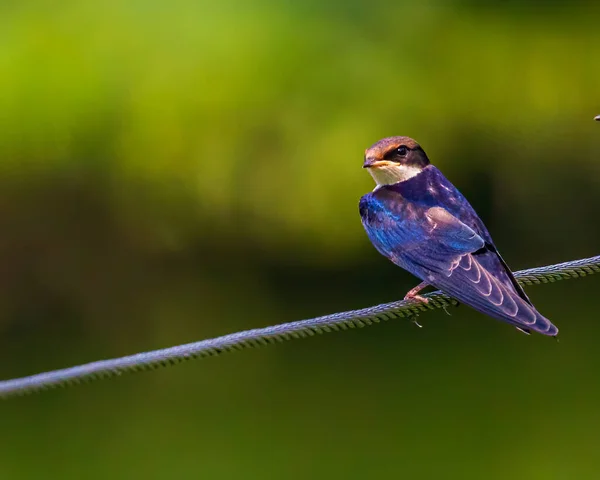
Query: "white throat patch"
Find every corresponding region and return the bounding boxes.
[368,164,422,188]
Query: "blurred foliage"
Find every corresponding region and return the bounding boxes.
[0,1,599,479]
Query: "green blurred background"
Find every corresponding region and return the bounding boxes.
[1,1,600,478]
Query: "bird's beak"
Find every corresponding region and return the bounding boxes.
[363,157,388,169]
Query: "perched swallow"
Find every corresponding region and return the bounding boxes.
[359,136,558,336]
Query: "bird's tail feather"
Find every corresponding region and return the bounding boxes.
[432,253,558,336]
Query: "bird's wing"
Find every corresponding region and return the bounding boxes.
[360,190,557,336]
[392,165,533,305]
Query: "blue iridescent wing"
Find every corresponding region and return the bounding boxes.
[390,165,533,304]
[359,168,557,335]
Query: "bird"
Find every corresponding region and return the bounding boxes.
[359,136,558,336]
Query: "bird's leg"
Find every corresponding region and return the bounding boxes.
[404,281,430,304]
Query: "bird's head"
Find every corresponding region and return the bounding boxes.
[363,136,430,186]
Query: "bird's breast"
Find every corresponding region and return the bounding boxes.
[360,191,422,228]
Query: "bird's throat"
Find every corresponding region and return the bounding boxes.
[368,164,422,187]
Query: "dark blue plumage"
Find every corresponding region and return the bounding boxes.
[360,137,558,336]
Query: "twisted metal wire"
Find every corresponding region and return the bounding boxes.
[1,255,598,399]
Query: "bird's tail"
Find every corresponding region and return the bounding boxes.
[432,253,559,336]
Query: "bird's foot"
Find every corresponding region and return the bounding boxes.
[412,317,423,328]
[404,293,429,304]
[404,281,430,304]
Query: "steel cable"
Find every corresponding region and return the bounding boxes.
[1,254,599,399]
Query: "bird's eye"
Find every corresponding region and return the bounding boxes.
[396,146,408,157]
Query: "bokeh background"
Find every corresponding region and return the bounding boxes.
[1,1,600,478]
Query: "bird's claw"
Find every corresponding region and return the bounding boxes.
[412,318,423,328]
[404,294,429,304]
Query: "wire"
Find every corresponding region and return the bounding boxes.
[1,255,598,399]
